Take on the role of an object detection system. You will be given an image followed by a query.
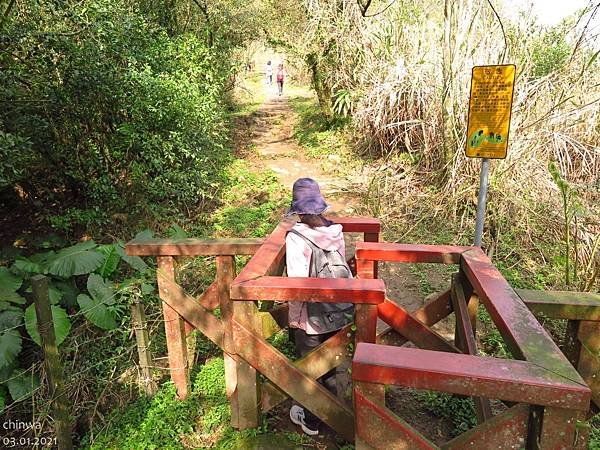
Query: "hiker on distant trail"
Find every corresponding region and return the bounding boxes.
[276,63,286,96]
[285,178,354,436]
[265,60,273,85]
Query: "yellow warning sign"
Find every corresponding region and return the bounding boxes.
[466,64,516,159]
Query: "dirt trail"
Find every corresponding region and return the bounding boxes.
[238,80,461,446]
[247,82,442,314]
[249,91,354,215]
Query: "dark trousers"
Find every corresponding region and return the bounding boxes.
[292,328,337,430]
[277,80,284,95]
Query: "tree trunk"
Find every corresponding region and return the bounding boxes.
[307,52,334,122]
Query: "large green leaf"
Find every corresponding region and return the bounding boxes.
[0,290,25,304]
[46,241,104,277]
[0,267,22,292]
[96,244,121,278]
[48,284,63,305]
[0,387,5,413]
[134,229,154,240]
[24,304,71,347]
[167,223,188,238]
[116,244,148,272]
[87,274,115,305]
[54,280,79,308]
[0,309,22,331]
[0,360,16,383]
[77,294,117,330]
[0,332,22,371]
[6,371,39,402]
[13,257,43,274]
[13,251,56,275]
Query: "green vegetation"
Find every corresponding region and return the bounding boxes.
[1,2,238,235]
[211,160,286,238]
[410,389,477,437]
[591,414,600,449]
[1,0,599,447]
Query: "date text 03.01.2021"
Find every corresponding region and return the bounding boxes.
[2,436,58,447]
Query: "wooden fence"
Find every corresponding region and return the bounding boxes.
[125,218,598,449]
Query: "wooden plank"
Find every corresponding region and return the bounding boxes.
[563,320,581,368]
[260,380,288,413]
[352,344,591,410]
[157,256,189,399]
[184,281,220,335]
[376,290,453,347]
[130,301,157,396]
[334,217,381,233]
[231,276,386,304]
[354,384,439,450]
[450,274,492,423]
[198,281,219,311]
[233,320,354,441]
[539,407,588,450]
[363,232,379,278]
[356,239,378,345]
[376,326,409,346]
[233,218,294,285]
[356,304,378,344]
[232,296,261,428]
[416,289,453,325]
[216,256,241,428]
[578,321,600,409]
[261,324,354,412]
[31,275,74,450]
[442,403,529,450]
[461,248,585,385]
[355,242,470,264]
[126,238,265,256]
[158,273,225,348]
[377,299,459,353]
[517,289,600,321]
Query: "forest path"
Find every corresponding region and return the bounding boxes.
[248,84,354,215]
[234,76,458,446]
[244,78,444,317]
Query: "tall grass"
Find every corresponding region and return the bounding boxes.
[312,0,599,291]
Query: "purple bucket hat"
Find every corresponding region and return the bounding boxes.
[286,178,330,216]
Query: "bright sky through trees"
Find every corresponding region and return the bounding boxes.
[504,0,593,25]
[530,0,589,25]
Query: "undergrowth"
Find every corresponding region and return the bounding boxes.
[82,358,269,449]
[410,389,477,437]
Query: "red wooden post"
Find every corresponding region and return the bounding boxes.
[578,320,600,411]
[231,288,261,429]
[156,256,189,399]
[355,254,384,429]
[539,407,588,449]
[216,255,242,428]
[451,274,492,423]
[363,232,379,279]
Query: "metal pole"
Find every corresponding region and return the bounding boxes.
[474,158,490,247]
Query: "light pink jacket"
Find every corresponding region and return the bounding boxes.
[285,222,348,334]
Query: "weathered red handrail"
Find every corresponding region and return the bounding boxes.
[352,241,592,449]
[353,343,590,410]
[126,237,265,256]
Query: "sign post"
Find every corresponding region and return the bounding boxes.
[466,64,516,247]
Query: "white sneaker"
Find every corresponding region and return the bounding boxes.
[289,405,319,436]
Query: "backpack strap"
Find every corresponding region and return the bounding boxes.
[287,229,318,277]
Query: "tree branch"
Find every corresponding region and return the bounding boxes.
[485,0,508,64]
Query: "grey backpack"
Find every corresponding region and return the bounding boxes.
[288,230,355,333]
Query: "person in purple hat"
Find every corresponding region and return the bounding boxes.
[285,178,353,436]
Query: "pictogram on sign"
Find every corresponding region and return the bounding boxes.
[466,64,516,159]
